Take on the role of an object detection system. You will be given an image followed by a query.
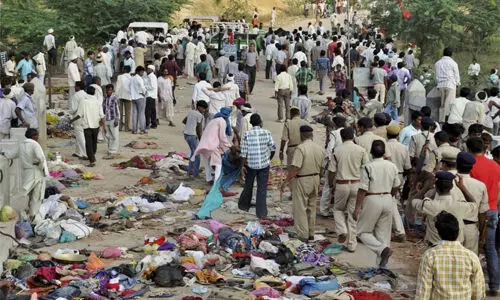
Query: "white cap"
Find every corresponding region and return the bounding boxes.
[147,65,155,70]
[226,74,234,81]
[48,28,54,34]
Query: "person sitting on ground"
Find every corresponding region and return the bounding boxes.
[415,211,485,300]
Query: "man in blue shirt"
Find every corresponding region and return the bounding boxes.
[84,51,95,89]
[315,50,331,95]
[15,52,36,82]
[399,111,422,146]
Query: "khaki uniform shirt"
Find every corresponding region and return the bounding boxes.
[359,158,400,193]
[356,131,391,160]
[409,131,437,159]
[373,126,388,141]
[428,143,460,172]
[412,194,477,245]
[387,139,411,174]
[329,141,370,180]
[461,174,489,222]
[281,117,309,148]
[292,139,325,176]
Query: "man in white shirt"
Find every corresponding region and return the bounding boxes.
[134,30,149,45]
[0,88,17,139]
[4,53,16,82]
[435,47,460,123]
[448,87,471,124]
[287,59,300,98]
[192,72,212,107]
[215,50,230,83]
[185,39,196,78]
[265,40,277,80]
[292,46,308,66]
[144,65,158,129]
[63,36,78,72]
[67,55,80,112]
[274,64,293,121]
[15,83,38,130]
[70,86,104,167]
[223,74,240,104]
[70,81,88,159]
[43,28,57,65]
[194,36,207,65]
[123,51,136,74]
[115,65,133,131]
[130,66,147,134]
[202,81,231,116]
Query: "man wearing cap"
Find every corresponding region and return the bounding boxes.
[145,65,159,129]
[373,112,388,140]
[67,55,80,112]
[356,117,391,160]
[455,152,489,254]
[412,171,476,247]
[329,127,369,251]
[43,28,57,65]
[280,107,309,168]
[283,125,324,242]
[215,51,229,84]
[467,137,500,296]
[428,131,460,172]
[63,36,78,72]
[386,124,411,242]
[354,140,400,267]
[15,83,38,129]
[93,55,110,86]
[223,74,240,105]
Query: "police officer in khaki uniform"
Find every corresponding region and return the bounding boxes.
[283,125,325,242]
[356,117,391,160]
[409,117,437,173]
[373,112,388,141]
[386,124,411,242]
[354,140,400,267]
[280,107,309,167]
[328,127,370,251]
[412,171,477,247]
[428,131,460,172]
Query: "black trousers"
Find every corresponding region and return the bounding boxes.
[48,48,57,66]
[83,128,99,163]
[246,65,256,93]
[145,97,157,128]
[265,60,272,79]
[238,166,270,218]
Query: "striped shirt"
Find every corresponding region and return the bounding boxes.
[295,67,314,86]
[103,94,120,122]
[241,126,276,169]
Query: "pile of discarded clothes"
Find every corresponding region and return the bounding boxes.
[14,194,92,246]
[46,110,73,138]
[46,160,104,190]
[3,216,408,299]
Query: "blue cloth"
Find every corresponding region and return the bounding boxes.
[384,104,398,123]
[214,106,233,136]
[40,286,81,300]
[221,151,241,192]
[185,134,200,177]
[353,90,360,110]
[196,176,223,219]
[486,210,499,289]
[299,277,340,296]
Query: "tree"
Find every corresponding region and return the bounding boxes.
[0,0,186,51]
[369,0,500,65]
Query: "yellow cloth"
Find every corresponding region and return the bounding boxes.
[415,241,485,300]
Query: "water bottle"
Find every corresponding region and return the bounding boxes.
[56,152,62,163]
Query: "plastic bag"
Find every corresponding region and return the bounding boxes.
[185,251,205,269]
[87,252,107,272]
[250,256,280,276]
[299,277,340,296]
[15,221,33,239]
[59,230,77,243]
[245,221,263,236]
[172,183,195,201]
[102,247,122,258]
[59,219,93,239]
[187,225,213,238]
[258,241,279,254]
[34,219,62,240]
[152,264,184,287]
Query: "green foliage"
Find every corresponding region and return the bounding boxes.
[219,0,251,21]
[369,0,500,65]
[282,0,306,16]
[0,0,186,51]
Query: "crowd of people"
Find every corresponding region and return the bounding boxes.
[1,4,500,298]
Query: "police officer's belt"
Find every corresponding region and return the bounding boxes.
[296,173,319,178]
[336,179,360,184]
[366,192,390,196]
[288,144,299,148]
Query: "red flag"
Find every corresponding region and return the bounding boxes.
[397,0,412,21]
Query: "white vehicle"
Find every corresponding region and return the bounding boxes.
[128,22,169,42]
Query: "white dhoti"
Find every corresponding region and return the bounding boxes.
[73,122,86,157]
[105,120,120,154]
[186,59,195,78]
